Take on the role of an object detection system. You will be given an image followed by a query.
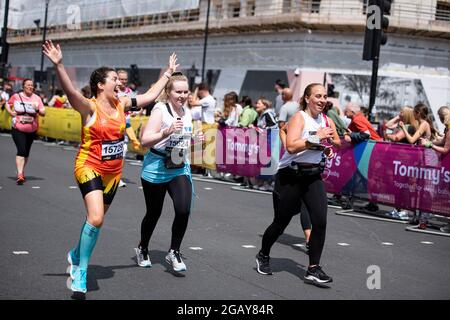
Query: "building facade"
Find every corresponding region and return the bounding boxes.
[2,0,449,128]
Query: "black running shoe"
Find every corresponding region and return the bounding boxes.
[364,202,379,212]
[255,252,273,275]
[304,266,333,284]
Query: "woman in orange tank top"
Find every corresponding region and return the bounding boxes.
[43,40,179,294]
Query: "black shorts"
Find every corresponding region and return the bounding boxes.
[74,167,122,205]
[11,128,36,157]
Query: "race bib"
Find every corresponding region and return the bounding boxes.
[167,134,191,150]
[19,115,35,123]
[101,139,124,160]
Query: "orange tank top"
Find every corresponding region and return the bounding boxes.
[75,98,126,174]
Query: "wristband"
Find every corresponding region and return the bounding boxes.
[425,141,433,148]
[163,71,172,79]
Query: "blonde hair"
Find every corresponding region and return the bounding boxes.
[157,74,188,103]
[257,98,272,109]
[400,106,418,130]
[437,106,450,126]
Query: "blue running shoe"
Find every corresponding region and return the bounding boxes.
[67,250,79,280]
[71,269,87,293]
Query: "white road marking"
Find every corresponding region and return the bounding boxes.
[204,187,213,190]
[32,186,40,189]
[382,242,394,246]
[421,241,434,245]
[129,162,142,167]
[189,247,203,251]
[242,245,256,248]
[337,243,350,246]
[13,251,29,255]
[69,186,78,189]
[138,186,143,189]
[292,244,305,247]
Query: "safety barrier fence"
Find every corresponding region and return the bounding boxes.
[1,107,448,217]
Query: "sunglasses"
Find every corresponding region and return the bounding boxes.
[171,72,184,77]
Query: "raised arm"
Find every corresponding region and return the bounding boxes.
[42,40,93,116]
[121,53,179,111]
[385,115,400,129]
[400,121,426,144]
[433,131,450,154]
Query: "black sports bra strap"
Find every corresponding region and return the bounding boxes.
[165,103,174,118]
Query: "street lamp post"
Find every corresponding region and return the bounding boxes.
[0,0,10,79]
[35,0,50,86]
[41,0,50,72]
[187,63,198,91]
[40,0,50,77]
[201,0,211,83]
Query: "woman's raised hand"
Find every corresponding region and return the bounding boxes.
[42,40,63,65]
[168,53,180,74]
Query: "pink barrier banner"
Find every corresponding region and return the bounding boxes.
[213,128,450,216]
[215,127,278,177]
[323,140,450,216]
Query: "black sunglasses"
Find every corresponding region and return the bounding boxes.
[171,72,184,77]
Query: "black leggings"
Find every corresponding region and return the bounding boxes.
[261,167,328,266]
[11,128,36,157]
[140,175,192,251]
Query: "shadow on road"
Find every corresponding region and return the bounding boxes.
[8,176,45,182]
[44,262,137,299]
[257,233,308,254]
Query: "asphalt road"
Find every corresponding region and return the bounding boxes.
[1,134,449,300]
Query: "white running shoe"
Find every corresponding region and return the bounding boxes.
[119,179,127,187]
[67,250,79,280]
[165,249,186,272]
[134,247,152,267]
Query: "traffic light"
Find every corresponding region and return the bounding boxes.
[327,83,335,98]
[363,0,391,61]
[0,41,8,66]
[129,64,141,87]
[379,0,391,46]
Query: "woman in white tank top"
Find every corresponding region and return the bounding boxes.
[256,83,341,286]
[136,73,203,273]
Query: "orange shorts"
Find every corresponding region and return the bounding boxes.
[74,167,122,205]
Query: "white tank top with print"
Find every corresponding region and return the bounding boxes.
[278,110,329,169]
[152,102,193,150]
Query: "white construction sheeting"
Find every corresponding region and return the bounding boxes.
[0,0,199,30]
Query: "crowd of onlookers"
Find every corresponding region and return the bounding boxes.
[1,76,449,232]
[181,79,450,233]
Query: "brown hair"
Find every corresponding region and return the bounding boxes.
[222,92,238,119]
[90,67,116,97]
[414,103,438,139]
[197,82,209,92]
[300,83,323,110]
[22,78,33,87]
